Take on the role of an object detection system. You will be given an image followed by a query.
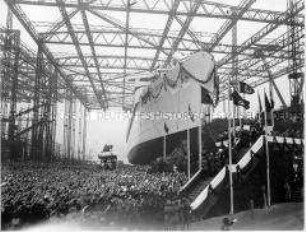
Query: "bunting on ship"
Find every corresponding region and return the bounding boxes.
[179,65,219,106]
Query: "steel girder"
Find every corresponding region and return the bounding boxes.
[164,0,201,66]
[13,0,304,26]
[0,30,66,101]
[217,0,304,67]
[3,0,305,110]
[150,0,181,70]
[56,0,106,109]
[42,28,290,59]
[218,59,305,101]
[79,0,108,108]
[218,25,304,87]
[4,0,89,106]
[208,0,256,51]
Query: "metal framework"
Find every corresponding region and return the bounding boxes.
[1,0,304,110]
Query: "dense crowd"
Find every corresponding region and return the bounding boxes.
[1,161,187,230]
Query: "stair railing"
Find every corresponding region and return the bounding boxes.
[189,135,304,211]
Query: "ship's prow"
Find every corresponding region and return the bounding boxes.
[126,51,218,165]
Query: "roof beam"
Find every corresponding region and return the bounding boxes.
[219,60,304,101]
[150,0,181,70]
[79,0,108,108]
[87,9,170,57]
[164,0,202,66]
[41,9,79,40]
[217,0,304,67]
[14,0,304,26]
[174,16,209,51]
[122,0,133,108]
[208,0,256,51]
[56,0,106,109]
[3,0,88,106]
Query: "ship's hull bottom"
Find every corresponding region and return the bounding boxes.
[128,127,200,165]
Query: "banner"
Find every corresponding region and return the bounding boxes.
[231,90,250,109]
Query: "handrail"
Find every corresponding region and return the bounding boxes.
[267,135,303,145]
[180,168,202,193]
[190,135,304,210]
[191,135,264,210]
[191,167,226,210]
[236,136,263,170]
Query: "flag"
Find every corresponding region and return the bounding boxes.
[270,97,274,109]
[201,87,213,104]
[164,122,169,134]
[231,90,250,109]
[258,92,262,113]
[231,81,254,94]
[264,91,273,112]
[188,104,195,122]
[264,91,274,126]
[257,92,263,125]
[239,81,255,94]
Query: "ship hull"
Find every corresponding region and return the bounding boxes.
[126,51,216,165]
[128,126,200,164]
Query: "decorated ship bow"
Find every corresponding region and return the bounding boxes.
[126,51,218,164]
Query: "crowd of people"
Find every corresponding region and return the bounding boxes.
[1,161,188,230]
[1,111,303,230]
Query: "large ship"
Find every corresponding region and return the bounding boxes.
[126,51,218,164]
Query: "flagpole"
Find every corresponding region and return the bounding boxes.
[198,105,202,170]
[268,75,275,128]
[264,91,271,208]
[233,102,236,138]
[163,134,166,160]
[228,78,234,215]
[187,128,191,180]
[258,92,262,127]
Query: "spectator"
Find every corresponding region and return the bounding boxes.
[1,161,187,230]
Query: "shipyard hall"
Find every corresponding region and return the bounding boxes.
[0,0,304,230]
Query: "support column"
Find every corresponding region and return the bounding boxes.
[63,89,70,160]
[45,69,53,161]
[8,31,20,160]
[228,78,234,216]
[123,0,131,108]
[163,135,167,159]
[232,23,238,137]
[198,118,202,170]
[83,107,88,160]
[51,71,58,160]
[67,92,72,161]
[187,129,191,180]
[288,0,304,106]
[263,97,271,208]
[1,8,13,144]
[71,97,76,161]
[31,38,43,161]
[78,101,82,161]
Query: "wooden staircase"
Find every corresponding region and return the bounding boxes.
[182,135,304,219]
[189,178,212,202]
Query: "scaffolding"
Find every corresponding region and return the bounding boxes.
[288,0,304,106]
[0,25,88,163]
